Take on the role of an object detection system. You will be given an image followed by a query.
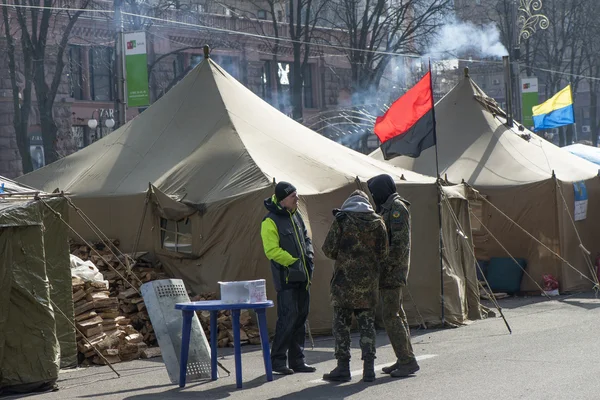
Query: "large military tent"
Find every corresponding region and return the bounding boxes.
[0,177,76,394]
[371,74,600,293]
[18,58,482,330]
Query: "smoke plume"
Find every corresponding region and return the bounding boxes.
[425,17,508,60]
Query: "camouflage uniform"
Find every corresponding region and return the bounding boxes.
[379,192,416,365]
[322,191,388,361]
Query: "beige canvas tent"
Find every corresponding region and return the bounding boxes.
[18,59,482,330]
[0,177,76,393]
[371,74,600,293]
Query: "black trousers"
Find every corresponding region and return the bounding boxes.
[271,287,310,368]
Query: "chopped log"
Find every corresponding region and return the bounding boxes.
[85,331,107,344]
[123,325,138,335]
[136,302,146,312]
[92,355,121,365]
[86,291,110,302]
[125,333,143,344]
[89,281,109,290]
[97,310,120,319]
[102,349,120,356]
[141,347,162,359]
[240,310,252,327]
[115,317,130,326]
[218,338,229,347]
[130,297,144,305]
[227,329,248,342]
[74,301,96,317]
[76,315,103,329]
[93,298,119,309]
[120,303,137,314]
[117,288,139,300]
[248,337,262,345]
[74,311,97,323]
[80,324,103,338]
[72,289,86,303]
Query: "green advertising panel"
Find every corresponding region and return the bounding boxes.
[521,77,539,130]
[124,32,150,107]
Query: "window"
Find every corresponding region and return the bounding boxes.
[173,53,185,77]
[217,55,239,79]
[469,199,485,232]
[257,9,267,20]
[90,47,114,101]
[190,54,203,68]
[277,10,284,22]
[303,66,314,108]
[160,218,192,254]
[68,45,83,100]
[261,61,272,102]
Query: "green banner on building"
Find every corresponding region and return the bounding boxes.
[124,31,149,107]
[521,77,539,130]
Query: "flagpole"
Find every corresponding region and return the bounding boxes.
[429,60,445,326]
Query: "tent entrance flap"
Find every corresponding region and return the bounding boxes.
[150,185,197,221]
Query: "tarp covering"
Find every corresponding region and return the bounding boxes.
[563,143,600,167]
[18,60,482,330]
[371,77,600,293]
[0,179,75,393]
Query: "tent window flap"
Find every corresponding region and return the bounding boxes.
[160,218,192,254]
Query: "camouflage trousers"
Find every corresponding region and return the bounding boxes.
[380,287,415,364]
[333,307,376,361]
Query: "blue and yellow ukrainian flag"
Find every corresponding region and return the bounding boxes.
[532,85,575,131]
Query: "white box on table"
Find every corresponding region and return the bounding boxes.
[219,279,267,304]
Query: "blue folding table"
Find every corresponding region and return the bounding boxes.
[175,300,274,389]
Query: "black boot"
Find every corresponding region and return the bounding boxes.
[362,359,375,382]
[382,361,399,374]
[390,359,420,377]
[323,359,351,382]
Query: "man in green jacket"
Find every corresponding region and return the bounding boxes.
[368,174,420,378]
[261,181,316,375]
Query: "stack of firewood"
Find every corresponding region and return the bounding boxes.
[70,240,167,364]
[72,276,152,365]
[190,293,262,348]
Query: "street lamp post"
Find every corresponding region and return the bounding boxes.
[511,0,549,124]
[87,109,115,145]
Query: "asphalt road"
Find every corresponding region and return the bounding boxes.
[7,293,600,400]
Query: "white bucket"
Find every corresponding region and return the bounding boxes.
[219,279,267,304]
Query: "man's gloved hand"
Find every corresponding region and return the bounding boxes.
[332,208,341,217]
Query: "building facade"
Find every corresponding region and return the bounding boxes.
[0,0,354,178]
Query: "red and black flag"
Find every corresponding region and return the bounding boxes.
[374,70,436,160]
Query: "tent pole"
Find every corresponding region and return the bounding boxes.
[430,62,445,326]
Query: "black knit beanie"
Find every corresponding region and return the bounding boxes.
[275,181,297,202]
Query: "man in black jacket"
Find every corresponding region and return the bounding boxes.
[261,181,316,375]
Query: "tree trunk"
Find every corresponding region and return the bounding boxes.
[3,2,33,173]
[39,105,60,163]
[559,127,566,147]
[565,124,574,145]
[291,45,303,121]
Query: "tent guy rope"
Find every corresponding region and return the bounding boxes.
[38,198,142,296]
[468,211,550,298]
[64,197,145,287]
[49,299,121,378]
[439,188,512,334]
[552,177,600,289]
[472,190,598,287]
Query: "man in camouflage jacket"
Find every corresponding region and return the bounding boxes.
[321,190,388,382]
[368,174,420,378]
